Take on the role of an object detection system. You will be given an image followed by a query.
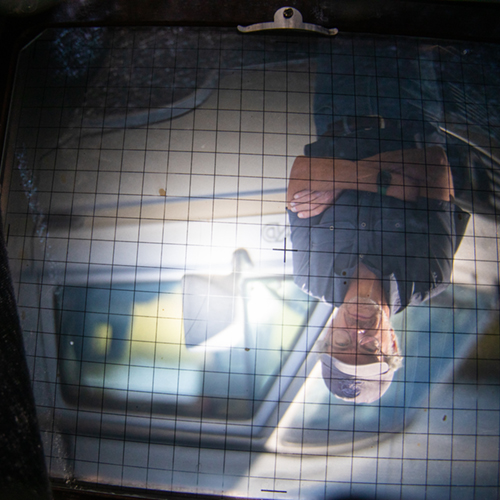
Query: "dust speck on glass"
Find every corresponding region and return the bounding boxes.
[1,26,499,498]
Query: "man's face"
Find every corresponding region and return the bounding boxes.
[325,297,397,366]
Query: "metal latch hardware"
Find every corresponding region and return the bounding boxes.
[238,7,338,36]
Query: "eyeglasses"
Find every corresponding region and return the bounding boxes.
[331,328,382,355]
[327,303,386,356]
[320,299,395,361]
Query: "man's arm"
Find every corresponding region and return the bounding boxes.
[287,147,454,218]
[360,146,455,201]
[286,156,375,206]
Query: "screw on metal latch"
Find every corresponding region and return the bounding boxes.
[283,8,294,19]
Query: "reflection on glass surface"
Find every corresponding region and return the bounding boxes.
[57,275,317,421]
[285,57,472,403]
[1,26,499,498]
[275,286,496,452]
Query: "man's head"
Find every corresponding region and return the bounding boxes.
[321,297,402,403]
